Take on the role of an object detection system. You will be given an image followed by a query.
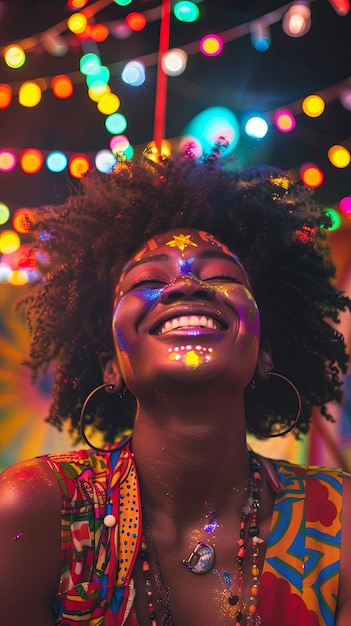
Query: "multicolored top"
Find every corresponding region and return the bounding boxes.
[43,443,343,626]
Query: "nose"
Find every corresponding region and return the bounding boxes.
[160,274,215,305]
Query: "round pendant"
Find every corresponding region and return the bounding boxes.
[182,541,215,574]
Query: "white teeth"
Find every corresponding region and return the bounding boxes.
[159,315,220,334]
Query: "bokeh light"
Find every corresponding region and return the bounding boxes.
[0,202,10,225]
[46,151,68,172]
[199,34,223,56]
[86,66,110,89]
[0,84,12,108]
[18,82,42,107]
[114,0,132,5]
[162,49,188,76]
[95,150,116,173]
[68,154,90,178]
[328,145,351,168]
[244,116,269,139]
[97,93,120,114]
[88,84,111,102]
[80,52,101,75]
[4,45,26,68]
[12,208,34,234]
[0,151,16,172]
[274,110,296,132]
[121,61,145,86]
[184,106,239,156]
[67,12,88,34]
[90,24,109,42]
[20,148,44,173]
[67,0,89,7]
[8,269,29,286]
[125,12,146,31]
[110,135,130,153]
[105,112,127,134]
[321,208,341,230]
[302,94,325,117]
[51,75,74,99]
[0,230,21,254]
[300,163,324,188]
[145,140,172,162]
[339,196,351,215]
[173,1,200,22]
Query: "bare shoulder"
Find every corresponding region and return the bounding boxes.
[0,458,62,625]
[336,472,351,624]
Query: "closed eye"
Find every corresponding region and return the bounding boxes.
[204,273,243,284]
[128,275,167,290]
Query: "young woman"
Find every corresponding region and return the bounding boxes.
[0,152,350,625]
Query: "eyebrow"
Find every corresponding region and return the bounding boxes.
[124,249,244,275]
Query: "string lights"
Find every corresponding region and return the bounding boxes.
[0,0,350,286]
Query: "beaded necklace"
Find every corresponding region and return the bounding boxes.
[139,452,263,624]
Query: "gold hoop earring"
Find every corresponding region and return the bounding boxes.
[79,383,132,452]
[245,370,302,438]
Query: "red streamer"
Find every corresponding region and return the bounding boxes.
[153,0,171,156]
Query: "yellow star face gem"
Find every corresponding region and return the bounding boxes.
[166,233,198,251]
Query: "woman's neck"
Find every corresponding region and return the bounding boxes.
[131,388,250,527]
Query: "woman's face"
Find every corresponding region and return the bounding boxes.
[112,229,260,397]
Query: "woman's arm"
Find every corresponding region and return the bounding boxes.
[0,458,62,625]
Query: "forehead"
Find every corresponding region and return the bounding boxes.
[127,229,239,265]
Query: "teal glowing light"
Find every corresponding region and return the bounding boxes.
[105,113,127,134]
[114,0,132,5]
[86,65,110,88]
[173,1,200,22]
[79,53,101,75]
[46,151,68,172]
[183,107,240,157]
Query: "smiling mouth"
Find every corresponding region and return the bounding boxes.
[157,315,225,335]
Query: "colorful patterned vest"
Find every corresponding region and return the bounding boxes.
[43,443,342,626]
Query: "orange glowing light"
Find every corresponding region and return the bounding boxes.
[328,145,351,168]
[300,163,324,188]
[51,75,74,99]
[68,154,90,178]
[12,209,35,234]
[0,151,16,172]
[125,12,147,31]
[91,24,109,42]
[302,94,325,118]
[20,149,44,174]
[67,12,88,34]
[0,84,12,108]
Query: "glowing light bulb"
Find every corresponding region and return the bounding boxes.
[0,84,12,108]
[20,149,44,173]
[51,75,74,99]
[18,82,42,107]
[339,196,351,215]
[0,202,10,225]
[105,113,127,134]
[0,151,16,172]
[97,93,120,115]
[162,49,188,76]
[0,230,21,254]
[199,34,223,57]
[250,22,271,52]
[4,45,26,68]
[173,1,200,22]
[328,145,351,168]
[95,150,116,173]
[302,94,325,117]
[80,53,101,75]
[12,209,34,234]
[274,110,296,132]
[67,13,88,34]
[121,61,145,86]
[46,152,68,173]
[282,3,311,37]
[69,154,90,178]
[300,163,324,188]
[321,208,341,230]
[125,12,146,31]
[245,116,269,139]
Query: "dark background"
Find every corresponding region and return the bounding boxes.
[0,0,350,214]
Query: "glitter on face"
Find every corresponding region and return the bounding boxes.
[168,344,214,369]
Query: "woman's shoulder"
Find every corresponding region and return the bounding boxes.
[0,456,62,512]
